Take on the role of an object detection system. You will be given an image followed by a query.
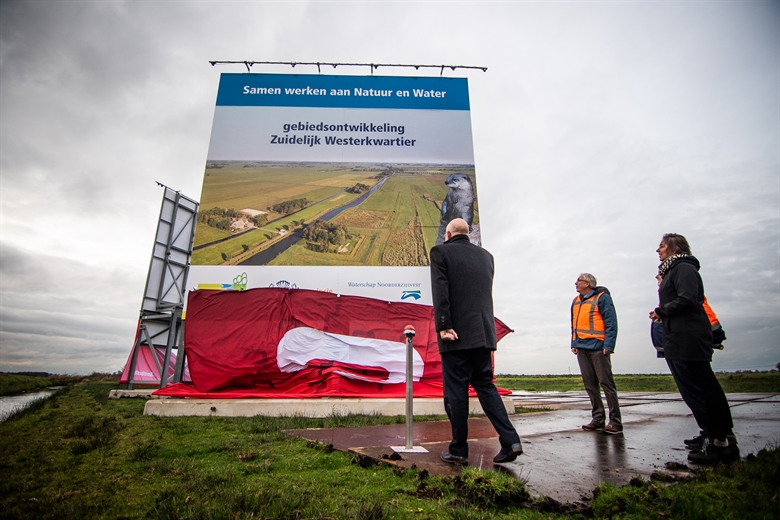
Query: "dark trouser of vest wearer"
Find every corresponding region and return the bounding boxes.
[577,349,622,428]
[441,348,521,457]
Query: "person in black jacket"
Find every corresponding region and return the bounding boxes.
[651,274,730,452]
[649,233,738,464]
[430,218,523,465]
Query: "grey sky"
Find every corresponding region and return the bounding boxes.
[1,1,777,375]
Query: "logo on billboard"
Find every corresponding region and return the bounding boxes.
[401,290,421,301]
[270,280,298,289]
[232,273,247,290]
[197,272,248,291]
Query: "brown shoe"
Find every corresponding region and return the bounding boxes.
[603,424,623,435]
[582,422,604,431]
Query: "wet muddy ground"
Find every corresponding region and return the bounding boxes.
[287,392,780,503]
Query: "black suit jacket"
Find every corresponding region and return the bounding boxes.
[429,234,497,353]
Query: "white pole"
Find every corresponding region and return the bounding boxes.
[404,326,415,449]
[390,325,427,453]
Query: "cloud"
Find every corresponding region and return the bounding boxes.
[0,1,778,375]
[0,242,141,373]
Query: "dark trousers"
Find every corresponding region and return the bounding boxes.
[576,349,622,428]
[440,348,520,457]
[668,359,733,440]
[666,359,709,435]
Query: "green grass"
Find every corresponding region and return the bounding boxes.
[274,168,483,267]
[496,372,780,393]
[192,224,231,247]
[390,184,418,232]
[193,162,377,263]
[0,382,546,520]
[192,195,365,266]
[0,373,119,396]
[358,181,399,212]
[191,227,274,265]
[0,374,56,396]
[272,239,377,266]
[198,163,369,213]
[712,372,780,393]
[417,196,443,251]
[590,447,780,519]
[268,191,362,226]
[1,380,778,519]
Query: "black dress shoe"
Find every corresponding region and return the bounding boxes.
[684,432,705,451]
[688,438,740,465]
[493,442,523,463]
[440,451,468,465]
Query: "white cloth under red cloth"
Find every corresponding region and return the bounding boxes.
[277,327,424,384]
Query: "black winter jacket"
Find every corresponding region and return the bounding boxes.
[655,256,713,362]
[429,234,497,353]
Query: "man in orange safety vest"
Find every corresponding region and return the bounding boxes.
[571,273,622,434]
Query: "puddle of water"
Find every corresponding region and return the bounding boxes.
[0,389,58,422]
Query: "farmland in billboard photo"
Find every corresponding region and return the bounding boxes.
[191,161,478,267]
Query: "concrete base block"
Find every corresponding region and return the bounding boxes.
[109,389,158,399]
[143,396,515,418]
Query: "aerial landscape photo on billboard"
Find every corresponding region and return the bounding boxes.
[191,160,479,267]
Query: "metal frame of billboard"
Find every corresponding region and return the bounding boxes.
[208,60,488,75]
[126,184,198,389]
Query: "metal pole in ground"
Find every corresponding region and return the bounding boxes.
[404,325,415,449]
[390,325,428,454]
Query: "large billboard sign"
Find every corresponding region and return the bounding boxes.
[188,73,481,304]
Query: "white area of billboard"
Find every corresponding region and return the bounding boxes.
[207,107,475,164]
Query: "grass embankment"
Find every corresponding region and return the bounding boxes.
[496,372,780,393]
[1,380,779,519]
[0,373,96,396]
[0,374,58,396]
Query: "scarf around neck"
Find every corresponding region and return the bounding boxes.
[658,253,690,278]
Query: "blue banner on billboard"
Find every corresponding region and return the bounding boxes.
[215,73,470,110]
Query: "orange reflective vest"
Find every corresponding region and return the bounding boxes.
[571,292,606,341]
[702,296,721,329]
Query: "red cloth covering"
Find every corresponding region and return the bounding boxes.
[154,288,512,398]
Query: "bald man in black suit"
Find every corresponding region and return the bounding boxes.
[430,218,523,465]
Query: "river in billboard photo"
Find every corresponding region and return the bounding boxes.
[191,161,478,267]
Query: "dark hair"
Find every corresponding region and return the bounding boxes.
[662,233,692,255]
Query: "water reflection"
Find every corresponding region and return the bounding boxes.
[0,389,57,422]
[594,432,628,486]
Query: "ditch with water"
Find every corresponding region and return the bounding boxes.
[0,388,59,422]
